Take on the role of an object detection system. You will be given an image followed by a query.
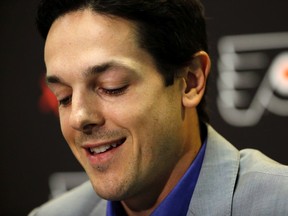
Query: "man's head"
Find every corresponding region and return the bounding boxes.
[37,0,210,213]
[37,0,209,122]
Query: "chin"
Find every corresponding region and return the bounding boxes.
[89,177,130,201]
[93,186,129,201]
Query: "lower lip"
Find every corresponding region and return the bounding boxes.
[85,143,123,167]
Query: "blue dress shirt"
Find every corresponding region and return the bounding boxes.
[107,141,207,216]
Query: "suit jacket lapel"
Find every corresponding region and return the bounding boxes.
[89,199,107,216]
[187,125,240,216]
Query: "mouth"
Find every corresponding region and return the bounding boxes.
[87,138,126,155]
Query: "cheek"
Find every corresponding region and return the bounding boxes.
[102,96,146,127]
[59,113,74,145]
[59,114,67,135]
[107,87,181,136]
[59,116,83,162]
[119,97,180,150]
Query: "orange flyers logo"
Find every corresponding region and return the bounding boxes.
[39,75,58,116]
[217,32,288,126]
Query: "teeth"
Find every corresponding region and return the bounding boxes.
[88,138,126,154]
[90,143,117,154]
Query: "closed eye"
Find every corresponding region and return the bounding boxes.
[59,96,72,106]
[100,85,128,96]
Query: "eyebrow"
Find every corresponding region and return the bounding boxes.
[46,61,136,85]
[85,62,116,77]
[46,75,61,85]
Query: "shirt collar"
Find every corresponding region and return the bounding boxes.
[107,140,207,216]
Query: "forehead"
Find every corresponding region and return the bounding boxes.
[44,9,147,75]
[43,8,163,85]
[46,8,137,43]
[45,9,135,57]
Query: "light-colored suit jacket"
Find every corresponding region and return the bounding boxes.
[29,126,288,215]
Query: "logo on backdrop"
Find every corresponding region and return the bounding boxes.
[217,32,288,126]
[39,74,58,116]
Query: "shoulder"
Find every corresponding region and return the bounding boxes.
[239,148,288,175]
[232,149,288,215]
[29,181,106,216]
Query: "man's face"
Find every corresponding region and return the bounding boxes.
[45,9,189,201]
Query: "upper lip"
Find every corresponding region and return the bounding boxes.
[81,137,126,150]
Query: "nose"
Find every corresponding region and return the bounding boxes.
[69,92,105,134]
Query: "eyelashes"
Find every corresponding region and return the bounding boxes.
[99,85,129,96]
[59,95,72,106]
[57,85,129,107]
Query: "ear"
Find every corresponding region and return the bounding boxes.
[182,51,211,108]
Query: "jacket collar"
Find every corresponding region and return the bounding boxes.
[187,125,240,216]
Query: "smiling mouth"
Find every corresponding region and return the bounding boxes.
[88,138,126,155]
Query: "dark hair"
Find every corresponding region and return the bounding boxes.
[36,0,209,122]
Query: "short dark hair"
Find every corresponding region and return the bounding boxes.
[36,0,209,122]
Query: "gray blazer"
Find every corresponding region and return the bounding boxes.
[29,126,288,215]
